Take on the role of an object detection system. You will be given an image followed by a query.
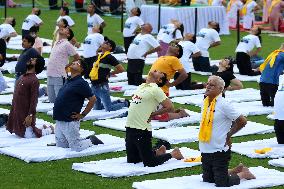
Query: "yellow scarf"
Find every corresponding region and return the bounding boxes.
[89,51,111,80]
[268,0,282,14]
[208,0,213,5]
[259,49,284,72]
[241,0,253,16]
[227,0,236,12]
[199,96,218,143]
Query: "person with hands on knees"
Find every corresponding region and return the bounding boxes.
[53,59,103,152]
[199,75,255,187]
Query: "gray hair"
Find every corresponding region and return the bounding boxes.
[208,75,225,91]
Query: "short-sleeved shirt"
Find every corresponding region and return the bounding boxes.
[157,23,183,44]
[212,0,223,6]
[214,71,236,88]
[178,40,200,73]
[149,56,184,94]
[22,14,43,30]
[56,15,75,27]
[199,96,241,153]
[235,34,261,54]
[90,54,120,85]
[123,16,144,37]
[0,24,16,39]
[53,76,93,122]
[260,52,284,85]
[196,28,221,57]
[47,39,77,77]
[127,33,160,60]
[87,13,104,34]
[126,83,167,131]
[274,87,284,120]
[83,33,104,58]
[15,47,39,75]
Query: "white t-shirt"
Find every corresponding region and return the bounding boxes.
[157,23,183,44]
[196,28,221,57]
[178,40,200,73]
[242,1,257,29]
[0,24,16,39]
[227,0,243,18]
[56,15,75,27]
[199,96,241,153]
[87,13,104,34]
[123,16,144,37]
[274,88,284,120]
[235,34,261,53]
[83,33,104,58]
[212,0,223,6]
[127,33,160,60]
[22,14,42,30]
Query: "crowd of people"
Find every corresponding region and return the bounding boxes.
[0,1,284,187]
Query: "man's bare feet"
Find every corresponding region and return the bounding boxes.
[156,145,166,156]
[170,147,184,160]
[49,125,55,134]
[237,167,256,180]
[42,124,47,129]
[179,109,189,118]
[229,163,244,175]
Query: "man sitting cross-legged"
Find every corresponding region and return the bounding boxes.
[125,70,184,167]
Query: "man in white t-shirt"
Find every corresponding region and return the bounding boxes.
[0,17,17,66]
[47,27,80,103]
[21,8,43,38]
[82,25,104,78]
[274,84,284,144]
[87,3,106,34]
[127,23,161,86]
[241,0,259,30]
[193,21,221,72]
[175,33,204,90]
[199,75,255,187]
[227,0,243,28]
[56,7,75,28]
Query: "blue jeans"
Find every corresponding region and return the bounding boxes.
[91,83,127,111]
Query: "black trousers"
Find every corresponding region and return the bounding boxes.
[201,150,240,187]
[192,56,218,73]
[83,56,97,79]
[0,38,6,67]
[127,59,145,86]
[124,36,135,54]
[125,127,172,167]
[174,72,204,90]
[275,119,284,144]
[259,82,278,106]
[22,29,30,38]
[236,52,261,76]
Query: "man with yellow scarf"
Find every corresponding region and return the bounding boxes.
[259,43,284,106]
[199,75,255,187]
[89,37,129,111]
[241,0,259,30]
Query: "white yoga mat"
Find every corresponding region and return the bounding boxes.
[0,134,125,163]
[0,118,54,148]
[231,138,284,158]
[1,61,17,74]
[94,109,201,131]
[268,158,284,168]
[109,81,138,92]
[132,166,284,189]
[0,94,13,105]
[72,147,201,177]
[267,114,275,120]
[171,88,260,106]
[235,74,261,82]
[0,108,9,114]
[109,72,128,83]
[152,121,274,144]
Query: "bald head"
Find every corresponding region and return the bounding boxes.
[184,33,194,41]
[142,23,153,34]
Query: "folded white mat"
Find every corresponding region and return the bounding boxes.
[153,121,274,144]
[268,158,284,168]
[72,147,201,177]
[171,88,260,106]
[132,166,284,189]
[235,74,260,82]
[0,134,125,163]
[0,118,54,147]
[94,109,201,131]
[231,138,284,158]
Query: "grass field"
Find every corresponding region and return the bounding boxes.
[1,2,284,189]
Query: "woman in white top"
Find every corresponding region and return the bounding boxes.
[241,0,260,29]
[235,26,261,75]
[157,19,184,57]
[227,0,243,28]
[123,7,144,53]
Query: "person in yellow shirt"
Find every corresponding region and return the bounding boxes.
[149,43,187,96]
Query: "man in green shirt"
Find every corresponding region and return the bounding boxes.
[125,70,184,167]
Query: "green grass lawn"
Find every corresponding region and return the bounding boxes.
[1,3,284,189]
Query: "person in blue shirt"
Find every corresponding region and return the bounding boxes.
[53,59,102,152]
[259,43,284,106]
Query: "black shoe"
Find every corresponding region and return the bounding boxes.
[86,135,104,145]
